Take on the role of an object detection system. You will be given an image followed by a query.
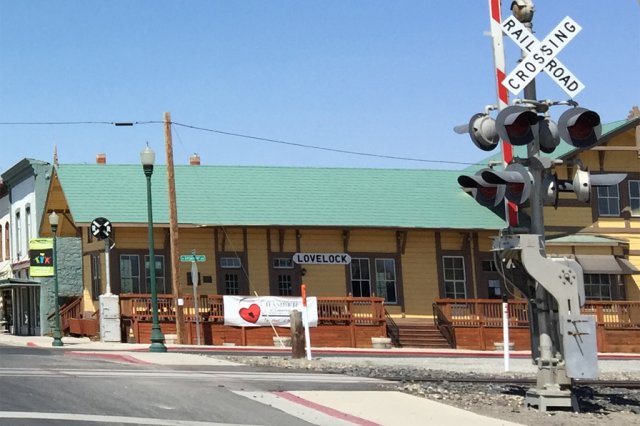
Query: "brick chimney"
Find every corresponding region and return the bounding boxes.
[96,153,107,164]
[189,153,201,166]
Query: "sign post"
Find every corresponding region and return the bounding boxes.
[90,217,121,344]
[301,284,312,361]
[190,250,201,346]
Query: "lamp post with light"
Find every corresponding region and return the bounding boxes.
[140,144,167,352]
[48,211,63,347]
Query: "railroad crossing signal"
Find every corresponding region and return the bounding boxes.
[91,217,112,240]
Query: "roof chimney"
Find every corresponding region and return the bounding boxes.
[189,153,201,166]
[96,153,107,164]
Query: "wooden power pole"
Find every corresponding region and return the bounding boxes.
[165,112,185,343]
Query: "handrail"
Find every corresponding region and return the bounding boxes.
[47,296,83,334]
[384,309,401,347]
[432,302,456,348]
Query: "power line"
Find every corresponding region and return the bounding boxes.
[171,121,475,166]
[0,119,477,166]
[0,121,161,126]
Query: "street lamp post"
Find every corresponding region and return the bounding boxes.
[141,144,167,353]
[49,211,63,347]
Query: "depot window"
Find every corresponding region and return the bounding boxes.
[597,185,620,216]
[584,273,612,301]
[442,256,467,299]
[349,257,397,304]
[630,180,640,217]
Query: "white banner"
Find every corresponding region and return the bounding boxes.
[223,295,318,327]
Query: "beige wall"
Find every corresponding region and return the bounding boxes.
[401,231,438,316]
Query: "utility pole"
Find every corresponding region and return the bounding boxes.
[165,112,185,344]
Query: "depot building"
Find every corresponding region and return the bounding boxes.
[38,116,640,326]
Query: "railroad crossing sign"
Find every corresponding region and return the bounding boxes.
[90,217,112,240]
[501,15,585,97]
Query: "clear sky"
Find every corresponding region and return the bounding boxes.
[0,1,638,172]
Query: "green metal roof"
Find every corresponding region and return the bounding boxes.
[56,164,505,230]
[546,234,628,246]
[463,119,637,173]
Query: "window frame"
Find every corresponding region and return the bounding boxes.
[629,179,640,217]
[91,253,102,300]
[348,255,400,305]
[442,255,468,299]
[144,254,168,294]
[216,252,249,295]
[597,184,620,217]
[15,209,21,258]
[583,273,613,301]
[119,254,140,294]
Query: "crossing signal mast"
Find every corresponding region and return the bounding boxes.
[457,0,627,412]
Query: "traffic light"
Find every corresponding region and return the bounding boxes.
[558,107,601,149]
[457,168,505,207]
[468,113,500,151]
[481,163,532,205]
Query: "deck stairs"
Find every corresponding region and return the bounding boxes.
[389,318,452,349]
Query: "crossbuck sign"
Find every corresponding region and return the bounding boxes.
[501,15,585,97]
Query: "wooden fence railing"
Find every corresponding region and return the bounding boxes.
[119,294,386,347]
[48,296,83,334]
[433,299,640,352]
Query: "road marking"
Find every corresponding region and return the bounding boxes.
[235,391,375,426]
[0,411,259,425]
[0,367,383,383]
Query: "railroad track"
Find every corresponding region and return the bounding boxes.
[381,376,640,389]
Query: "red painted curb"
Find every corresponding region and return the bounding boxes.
[274,391,381,426]
[65,351,152,365]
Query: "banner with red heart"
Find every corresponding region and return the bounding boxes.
[223,295,318,327]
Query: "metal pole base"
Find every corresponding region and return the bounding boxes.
[52,337,64,347]
[525,388,578,413]
[149,326,167,353]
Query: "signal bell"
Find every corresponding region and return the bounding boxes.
[468,113,499,151]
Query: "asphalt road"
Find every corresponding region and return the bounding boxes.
[0,344,386,425]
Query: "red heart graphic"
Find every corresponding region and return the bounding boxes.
[239,304,261,323]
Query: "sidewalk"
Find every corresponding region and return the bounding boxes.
[2,333,639,372]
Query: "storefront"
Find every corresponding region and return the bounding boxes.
[0,280,41,336]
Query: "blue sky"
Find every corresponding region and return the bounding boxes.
[0,1,638,172]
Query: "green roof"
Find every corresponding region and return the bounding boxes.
[56,164,505,230]
[546,234,628,246]
[463,119,637,173]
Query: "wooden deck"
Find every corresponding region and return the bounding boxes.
[433,299,640,353]
[119,294,387,348]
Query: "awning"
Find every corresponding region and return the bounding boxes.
[575,255,640,275]
[0,278,41,289]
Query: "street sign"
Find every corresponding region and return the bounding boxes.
[180,254,206,262]
[501,15,584,97]
[292,253,351,265]
[91,217,112,240]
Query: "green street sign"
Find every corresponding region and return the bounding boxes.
[180,254,206,262]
